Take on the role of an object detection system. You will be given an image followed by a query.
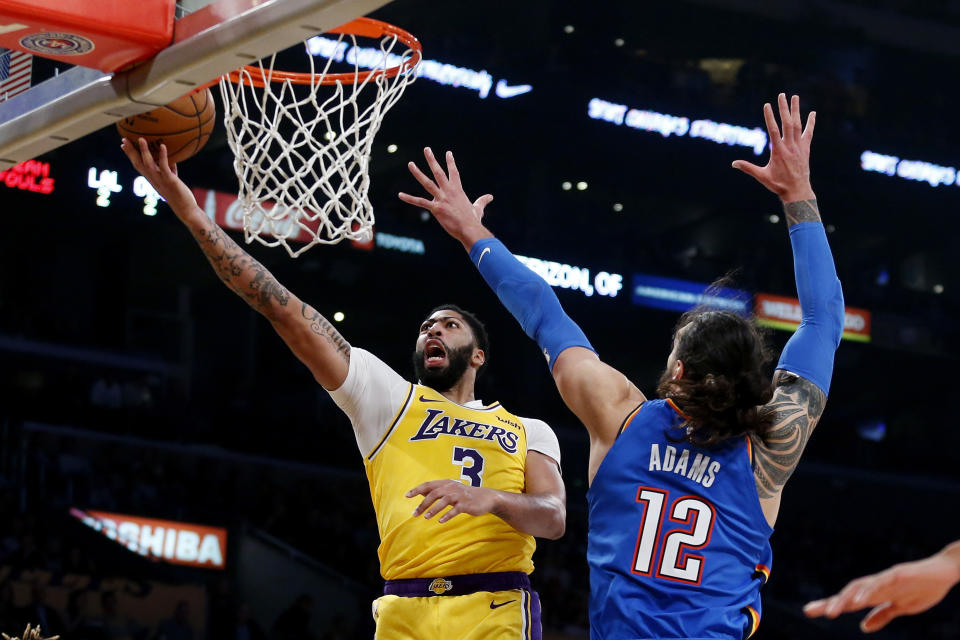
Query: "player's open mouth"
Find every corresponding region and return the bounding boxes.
[424,340,447,368]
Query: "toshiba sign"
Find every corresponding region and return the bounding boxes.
[754,293,871,343]
[70,508,227,570]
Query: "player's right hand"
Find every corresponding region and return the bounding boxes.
[803,551,960,632]
[121,137,197,216]
[398,147,494,249]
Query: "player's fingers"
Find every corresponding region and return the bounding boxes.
[731,160,764,180]
[423,147,449,188]
[761,103,781,146]
[438,505,462,523]
[120,139,145,171]
[407,162,441,197]
[790,94,802,143]
[823,581,868,618]
[861,602,899,633]
[802,110,816,142]
[411,492,441,517]
[473,194,494,219]
[157,144,172,176]
[445,151,462,188]
[398,192,435,210]
[422,495,453,519]
[406,481,438,499]
[137,137,160,173]
[802,599,829,618]
[777,93,794,143]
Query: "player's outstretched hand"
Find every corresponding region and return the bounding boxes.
[803,549,960,632]
[407,479,498,524]
[398,147,494,249]
[120,137,197,216]
[732,93,816,203]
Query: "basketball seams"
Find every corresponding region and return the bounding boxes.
[116,88,215,163]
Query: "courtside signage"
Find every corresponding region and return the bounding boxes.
[588,98,767,155]
[70,508,227,569]
[632,274,751,314]
[517,254,623,298]
[755,293,871,342]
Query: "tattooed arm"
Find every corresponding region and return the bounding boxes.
[750,372,825,525]
[121,137,350,390]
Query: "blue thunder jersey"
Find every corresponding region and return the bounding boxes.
[587,399,773,640]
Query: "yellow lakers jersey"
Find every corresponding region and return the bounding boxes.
[364,384,535,580]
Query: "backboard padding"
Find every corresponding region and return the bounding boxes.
[0,0,392,168]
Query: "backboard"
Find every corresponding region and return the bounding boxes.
[0,0,392,169]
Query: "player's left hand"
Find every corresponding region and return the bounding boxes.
[398,147,494,248]
[407,479,498,523]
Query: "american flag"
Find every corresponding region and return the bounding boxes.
[0,48,32,102]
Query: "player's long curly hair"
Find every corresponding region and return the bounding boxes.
[656,309,776,448]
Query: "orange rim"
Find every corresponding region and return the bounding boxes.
[224,17,421,87]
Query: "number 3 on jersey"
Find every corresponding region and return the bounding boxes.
[452,446,485,487]
[632,487,715,585]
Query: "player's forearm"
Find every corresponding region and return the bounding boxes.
[488,489,565,539]
[180,208,292,321]
[776,196,844,394]
[468,237,594,370]
[457,222,494,253]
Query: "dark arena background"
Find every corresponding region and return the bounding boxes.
[2,1,960,639]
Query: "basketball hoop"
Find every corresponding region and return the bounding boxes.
[218,17,421,257]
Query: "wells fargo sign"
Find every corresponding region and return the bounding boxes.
[70,508,227,570]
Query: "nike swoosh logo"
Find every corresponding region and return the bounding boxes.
[419,395,443,402]
[495,80,532,99]
[489,599,516,609]
[477,247,491,266]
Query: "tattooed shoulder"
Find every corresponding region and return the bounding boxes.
[301,303,351,363]
[750,371,826,499]
[782,199,821,226]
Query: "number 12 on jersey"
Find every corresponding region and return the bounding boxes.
[632,487,716,585]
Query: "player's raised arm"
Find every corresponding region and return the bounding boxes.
[121,138,350,390]
[732,95,844,509]
[398,148,645,465]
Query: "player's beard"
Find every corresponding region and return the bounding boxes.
[412,342,474,392]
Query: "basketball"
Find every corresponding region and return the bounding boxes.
[116,88,215,164]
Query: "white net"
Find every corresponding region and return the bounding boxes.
[218,22,420,257]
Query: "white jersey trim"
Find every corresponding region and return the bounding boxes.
[327,347,561,466]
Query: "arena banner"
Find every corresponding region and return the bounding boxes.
[191,187,424,254]
[70,508,227,570]
[192,187,317,244]
[631,273,751,314]
[754,293,871,343]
